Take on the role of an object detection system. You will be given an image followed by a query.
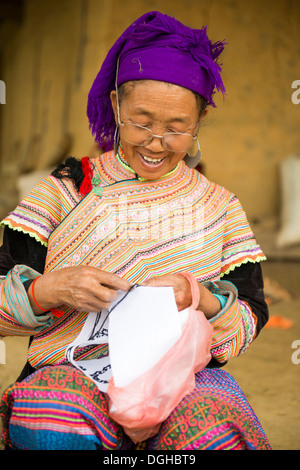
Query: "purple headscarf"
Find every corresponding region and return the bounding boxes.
[87,11,226,151]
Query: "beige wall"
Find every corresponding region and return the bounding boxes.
[0,0,299,222]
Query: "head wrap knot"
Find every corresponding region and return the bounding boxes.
[87,11,226,151]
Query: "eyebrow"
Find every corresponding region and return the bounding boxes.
[134,107,189,123]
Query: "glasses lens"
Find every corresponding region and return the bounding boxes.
[122,123,152,146]
[163,133,194,152]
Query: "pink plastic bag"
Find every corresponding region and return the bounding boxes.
[106,271,213,443]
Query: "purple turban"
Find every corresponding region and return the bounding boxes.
[87,11,226,151]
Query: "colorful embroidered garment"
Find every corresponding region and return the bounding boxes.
[0,150,270,450]
[0,365,271,450]
[0,150,265,368]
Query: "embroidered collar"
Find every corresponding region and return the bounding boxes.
[116,146,181,182]
[115,146,136,176]
[91,147,185,195]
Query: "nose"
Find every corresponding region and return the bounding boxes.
[145,133,166,152]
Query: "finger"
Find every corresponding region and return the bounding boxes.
[141,275,176,287]
[75,297,113,312]
[94,284,119,303]
[141,275,192,311]
[66,286,118,312]
[95,270,132,292]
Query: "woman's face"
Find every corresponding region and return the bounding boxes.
[110,80,207,180]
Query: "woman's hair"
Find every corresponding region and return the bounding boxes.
[118,81,207,120]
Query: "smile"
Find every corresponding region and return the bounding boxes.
[139,153,166,165]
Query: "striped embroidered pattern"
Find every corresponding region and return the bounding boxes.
[147,368,271,450]
[0,266,53,336]
[1,365,131,450]
[28,308,108,367]
[43,152,264,284]
[221,195,266,275]
[1,176,81,246]
[203,280,257,362]
[1,150,266,368]
[0,366,271,450]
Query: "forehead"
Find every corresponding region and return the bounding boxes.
[120,80,198,122]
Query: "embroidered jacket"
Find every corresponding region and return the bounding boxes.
[0,150,268,367]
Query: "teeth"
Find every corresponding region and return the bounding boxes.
[141,154,164,164]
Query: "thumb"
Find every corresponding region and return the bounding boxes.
[140,276,161,287]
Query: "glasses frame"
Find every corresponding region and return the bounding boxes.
[117,118,201,152]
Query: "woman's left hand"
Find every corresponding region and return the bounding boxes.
[141,273,222,319]
[141,274,192,311]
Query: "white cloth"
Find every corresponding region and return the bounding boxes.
[65,285,188,392]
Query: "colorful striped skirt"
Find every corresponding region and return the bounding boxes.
[0,365,271,450]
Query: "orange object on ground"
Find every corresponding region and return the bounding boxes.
[265,315,294,329]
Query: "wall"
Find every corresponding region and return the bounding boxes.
[0,0,299,222]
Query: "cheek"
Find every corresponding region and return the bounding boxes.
[119,135,130,153]
[119,139,136,162]
[171,151,186,164]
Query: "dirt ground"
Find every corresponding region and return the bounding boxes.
[225,261,300,450]
[0,260,299,451]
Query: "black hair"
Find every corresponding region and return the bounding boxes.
[51,156,84,191]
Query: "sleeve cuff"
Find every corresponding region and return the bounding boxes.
[202,280,243,363]
[23,278,34,292]
[212,293,227,310]
[1,265,53,334]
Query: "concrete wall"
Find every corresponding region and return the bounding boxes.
[0,0,299,222]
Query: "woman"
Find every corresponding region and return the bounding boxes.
[0,11,271,450]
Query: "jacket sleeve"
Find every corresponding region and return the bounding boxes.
[0,161,81,337]
[205,262,269,365]
[0,228,51,336]
[202,191,269,366]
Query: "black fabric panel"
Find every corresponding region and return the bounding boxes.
[0,228,47,276]
[222,261,269,337]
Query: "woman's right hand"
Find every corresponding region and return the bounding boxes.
[28,266,132,315]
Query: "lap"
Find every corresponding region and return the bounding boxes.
[147,368,270,450]
[0,365,271,450]
[1,365,132,450]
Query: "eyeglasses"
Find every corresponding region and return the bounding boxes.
[118,119,200,152]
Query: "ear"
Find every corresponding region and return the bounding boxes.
[110,90,118,125]
[194,106,209,135]
[200,106,209,123]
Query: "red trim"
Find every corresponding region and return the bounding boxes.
[51,308,65,318]
[79,156,93,196]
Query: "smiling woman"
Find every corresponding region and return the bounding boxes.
[0,11,271,450]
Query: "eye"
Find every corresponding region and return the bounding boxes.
[166,127,186,135]
[166,123,191,134]
[130,119,151,129]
